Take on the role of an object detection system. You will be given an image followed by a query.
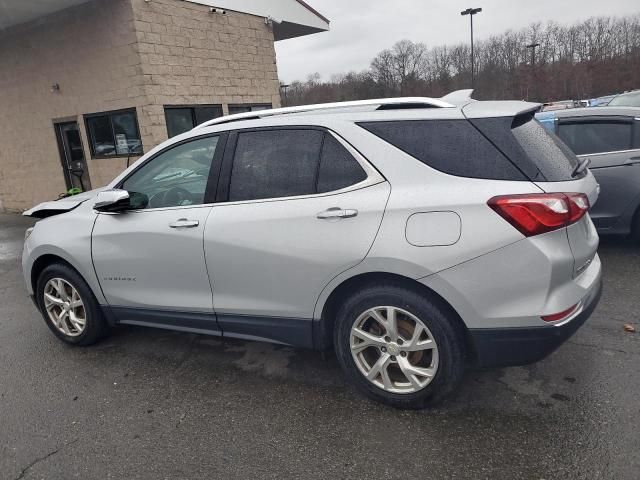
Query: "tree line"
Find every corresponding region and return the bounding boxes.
[281,13,640,105]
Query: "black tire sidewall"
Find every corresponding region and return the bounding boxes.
[36,263,107,346]
[334,285,465,409]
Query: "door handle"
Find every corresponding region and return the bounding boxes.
[624,156,640,166]
[169,218,200,228]
[317,208,358,220]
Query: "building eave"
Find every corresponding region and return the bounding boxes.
[0,0,330,39]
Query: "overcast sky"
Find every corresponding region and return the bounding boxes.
[275,0,640,83]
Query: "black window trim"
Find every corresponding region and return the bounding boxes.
[113,132,228,212]
[215,125,384,205]
[84,107,143,160]
[557,115,636,157]
[164,104,224,136]
[228,103,273,114]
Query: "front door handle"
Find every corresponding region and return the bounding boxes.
[169,218,200,229]
[624,156,640,166]
[317,208,358,220]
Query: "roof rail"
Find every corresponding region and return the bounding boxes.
[193,97,455,129]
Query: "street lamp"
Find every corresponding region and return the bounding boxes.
[461,7,482,89]
[526,42,541,66]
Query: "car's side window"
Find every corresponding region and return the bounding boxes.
[122,136,219,209]
[228,129,323,202]
[317,134,368,193]
[227,129,371,202]
[558,120,632,155]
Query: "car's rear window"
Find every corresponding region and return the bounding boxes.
[608,91,640,107]
[358,120,527,181]
[470,114,582,182]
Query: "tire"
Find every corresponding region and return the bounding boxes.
[36,263,109,346]
[334,283,465,409]
[632,211,640,243]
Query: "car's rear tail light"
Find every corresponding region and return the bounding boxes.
[488,193,590,237]
[542,303,579,322]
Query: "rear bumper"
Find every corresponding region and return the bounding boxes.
[468,277,603,368]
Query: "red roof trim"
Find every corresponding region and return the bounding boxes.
[295,0,330,24]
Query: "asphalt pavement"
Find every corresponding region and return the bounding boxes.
[1,212,638,479]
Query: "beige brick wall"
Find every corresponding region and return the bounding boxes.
[130,0,281,146]
[0,0,281,212]
[0,0,143,211]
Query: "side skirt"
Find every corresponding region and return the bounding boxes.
[107,306,314,349]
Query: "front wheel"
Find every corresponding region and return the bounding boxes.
[334,284,465,409]
[36,263,109,346]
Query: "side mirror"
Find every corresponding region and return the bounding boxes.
[94,189,141,213]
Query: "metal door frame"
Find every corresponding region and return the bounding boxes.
[54,121,90,191]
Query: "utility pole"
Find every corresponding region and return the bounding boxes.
[461,7,482,89]
[526,43,540,101]
[280,84,290,107]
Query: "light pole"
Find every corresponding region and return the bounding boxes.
[280,83,290,107]
[461,7,482,89]
[526,42,540,67]
[526,43,540,101]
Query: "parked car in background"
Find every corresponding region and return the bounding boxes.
[537,107,640,239]
[22,94,602,409]
[608,90,640,107]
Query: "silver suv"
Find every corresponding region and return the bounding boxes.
[22,92,602,409]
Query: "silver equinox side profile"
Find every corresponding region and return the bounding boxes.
[22,91,602,409]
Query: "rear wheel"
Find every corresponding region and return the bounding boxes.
[334,284,465,409]
[36,263,109,346]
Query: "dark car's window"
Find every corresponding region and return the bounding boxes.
[317,135,367,193]
[122,136,219,209]
[558,121,633,155]
[229,130,324,202]
[359,120,526,181]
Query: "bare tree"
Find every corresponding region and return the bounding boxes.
[283,13,640,106]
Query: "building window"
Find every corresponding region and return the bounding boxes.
[84,109,143,158]
[164,105,223,138]
[228,104,272,115]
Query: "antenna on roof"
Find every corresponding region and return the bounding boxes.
[441,89,475,104]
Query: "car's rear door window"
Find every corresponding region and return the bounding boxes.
[228,129,323,202]
[227,129,371,202]
[317,134,367,193]
[558,120,633,155]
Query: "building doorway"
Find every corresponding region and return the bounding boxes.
[55,122,91,192]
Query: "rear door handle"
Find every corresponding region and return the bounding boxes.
[169,218,200,229]
[317,208,358,220]
[624,156,640,166]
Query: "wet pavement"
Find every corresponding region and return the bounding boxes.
[1,213,638,479]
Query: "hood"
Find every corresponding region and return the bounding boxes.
[23,188,106,218]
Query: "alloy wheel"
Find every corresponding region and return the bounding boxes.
[43,278,86,337]
[350,306,439,394]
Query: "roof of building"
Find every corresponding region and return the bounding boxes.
[0,0,330,40]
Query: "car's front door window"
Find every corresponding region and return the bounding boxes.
[122,136,219,209]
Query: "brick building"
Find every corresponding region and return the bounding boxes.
[0,0,329,211]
